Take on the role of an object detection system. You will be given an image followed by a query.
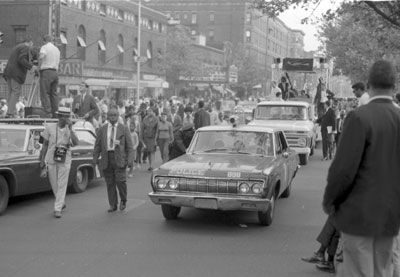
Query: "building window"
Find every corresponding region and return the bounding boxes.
[118,34,124,66]
[191,13,197,24]
[191,30,196,36]
[60,31,67,60]
[183,13,188,20]
[99,4,106,16]
[134,15,139,26]
[208,30,214,41]
[158,22,162,33]
[13,26,26,44]
[209,12,214,24]
[77,25,86,60]
[147,41,153,67]
[133,37,138,62]
[246,30,251,42]
[118,10,124,21]
[98,29,106,65]
[149,20,153,30]
[174,11,180,20]
[246,12,251,24]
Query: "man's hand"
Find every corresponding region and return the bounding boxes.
[83,113,89,119]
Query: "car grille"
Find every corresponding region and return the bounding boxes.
[284,132,309,148]
[176,178,239,193]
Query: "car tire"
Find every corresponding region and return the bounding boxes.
[71,168,89,193]
[281,183,291,198]
[299,154,308,165]
[258,193,275,226]
[310,145,314,156]
[0,176,10,215]
[161,205,181,220]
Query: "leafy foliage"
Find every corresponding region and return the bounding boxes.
[159,25,204,90]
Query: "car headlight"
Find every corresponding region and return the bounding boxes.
[168,179,179,190]
[239,182,250,193]
[156,177,167,189]
[298,137,307,147]
[252,183,263,194]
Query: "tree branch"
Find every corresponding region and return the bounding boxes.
[364,1,400,29]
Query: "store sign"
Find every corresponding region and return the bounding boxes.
[282,58,314,72]
[59,60,83,76]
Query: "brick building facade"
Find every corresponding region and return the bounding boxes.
[0,0,168,104]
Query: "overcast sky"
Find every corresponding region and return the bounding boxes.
[278,0,343,52]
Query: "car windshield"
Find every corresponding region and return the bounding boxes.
[0,129,27,152]
[254,105,307,120]
[191,130,274,156]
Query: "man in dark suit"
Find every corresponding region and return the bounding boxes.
[167,105,182,134]
[317,100,336,160]
[193,100,210,130]
[3,37,35,118]
[323,60,400,276]
[72,82,99,126]
[93,108,134,212]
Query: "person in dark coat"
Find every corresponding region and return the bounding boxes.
[278,76,289,100]
[3,37,35,118]
[193,100,210,130]
[93,108,134,212]
[72,82,100,125]
[169,123,195,160]
[323,60,400,277]
[317,100,336,160]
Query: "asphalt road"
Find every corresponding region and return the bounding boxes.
[0,146,333,277]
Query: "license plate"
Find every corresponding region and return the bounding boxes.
[194,198,217,210]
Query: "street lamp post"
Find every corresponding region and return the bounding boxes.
[136,0,142,107]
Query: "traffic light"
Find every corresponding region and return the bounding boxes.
[0,32,4,44]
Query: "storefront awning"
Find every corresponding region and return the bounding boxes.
[84,78,167,89]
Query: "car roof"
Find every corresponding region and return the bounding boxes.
[196,124,280,133]
[257,100,310,107]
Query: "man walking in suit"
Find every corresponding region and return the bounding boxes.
[3,37,35,118]
[72,82,99,126]
[193,100,210,130]
[323,60,400,277]
[167,105,182,134]
[318,100,336,160]
[94,108,134,212]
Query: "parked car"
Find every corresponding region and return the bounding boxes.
[0,119,102,215]
[249,100,317,165]
[148,124,299,226]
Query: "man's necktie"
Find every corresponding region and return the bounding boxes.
[109,125,115,149]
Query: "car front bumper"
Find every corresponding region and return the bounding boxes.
[148,192,271,212]
[292,147,310,155]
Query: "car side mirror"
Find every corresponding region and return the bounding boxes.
[282,152,289,159]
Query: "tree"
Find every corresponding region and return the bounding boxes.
[230,43,265,97]
[251,0,400,29]
[157,25,204,94]
[251,0,400,83]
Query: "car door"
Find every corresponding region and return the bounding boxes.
[278,131,297,183]
[14,129,50,195]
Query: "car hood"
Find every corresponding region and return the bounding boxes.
[0,152,32,165]
[250,120,313,132]
[155,153,275,179]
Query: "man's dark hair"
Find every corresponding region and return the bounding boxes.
[198,100,204,109]
[22,36,33,43]
[368,60,397,89]
[43,34,53,43]
[351,82,365,91]
[325,100,331,107]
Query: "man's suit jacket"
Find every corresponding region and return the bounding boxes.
[193,109,210,130]
[72,94,99,121]
[167,113,182,133]
[3,43,33,84]
[323,98,400,236]
[320,108,336,134]
[93,123,134,170]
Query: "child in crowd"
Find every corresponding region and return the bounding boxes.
[127,120,139,178]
